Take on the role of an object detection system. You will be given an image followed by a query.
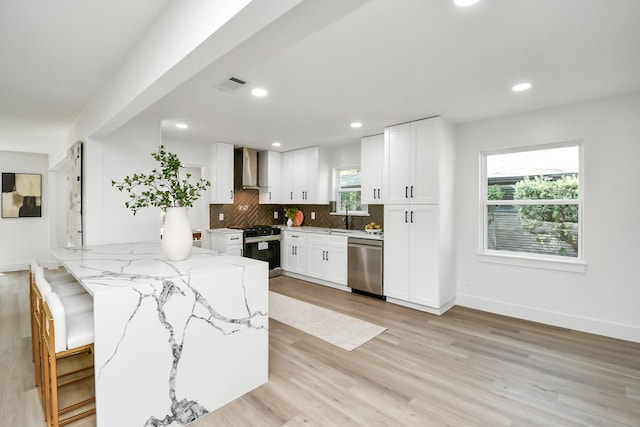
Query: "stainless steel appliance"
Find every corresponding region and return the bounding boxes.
[242,225,281,276]
[347,237,384,298]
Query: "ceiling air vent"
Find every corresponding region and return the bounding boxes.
[217,76,247,92]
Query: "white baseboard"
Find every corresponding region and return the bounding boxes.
[1,259,60,273]
[456,293,640,344]
[386,297,455,316]
[280,271,351,293]
[0,262,28,273]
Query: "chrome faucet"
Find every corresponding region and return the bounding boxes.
[344,206,350,230]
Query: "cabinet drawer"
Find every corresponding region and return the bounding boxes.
[283,232,306,243]
[223,233,243,244]
[326,235,347,247]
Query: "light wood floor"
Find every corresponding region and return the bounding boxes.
[3,271,639,426]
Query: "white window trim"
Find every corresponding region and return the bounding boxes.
[478,140,585,272]
[334,166,368,214]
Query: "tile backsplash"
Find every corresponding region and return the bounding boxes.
[209,190,383,230]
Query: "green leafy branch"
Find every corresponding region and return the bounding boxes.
[111,145,211,215]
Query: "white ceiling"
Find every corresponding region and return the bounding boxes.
[147,0,640,151]
[3,0,640,153]
[0,0,167,130]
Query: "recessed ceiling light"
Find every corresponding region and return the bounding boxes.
[512,82,532,92]
[175,123,188,129]
[350,122,362,128]
[272,142,281,147]
[454,0,480,7]
[251,88,268,97]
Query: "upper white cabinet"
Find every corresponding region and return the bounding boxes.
[281,146,328,205]
[360,134,384,204]
[383,117,454,205]
[258,150,282,204]
[211,142,234,204]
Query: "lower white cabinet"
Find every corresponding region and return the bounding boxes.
[383,205,454,310]
[208,228,243,256]
[306,235,347,285]
[282,231,307,274]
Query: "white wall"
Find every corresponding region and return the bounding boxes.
[0,150,50,271]
[161,137,213,235]
[328,141,360,197]
[454,91,640,342]
[83,116,163,245]
[81,117,216,246]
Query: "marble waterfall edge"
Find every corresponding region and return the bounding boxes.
[53,243,269,427]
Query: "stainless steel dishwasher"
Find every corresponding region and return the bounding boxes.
[347,237,384,298]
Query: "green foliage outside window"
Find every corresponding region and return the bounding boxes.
[513,175,579,253]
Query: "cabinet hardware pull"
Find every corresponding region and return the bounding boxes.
[230,190,233,199]
[322,250,325,260]
[290,191,293,200]
[405,186,408,198]
[373,189,376,199]
[326,251,329,261]
[410,211,414,223]
[410,185,414,198]
[405,211,408,223]
[269,191,271,200]
[377,188,381,199]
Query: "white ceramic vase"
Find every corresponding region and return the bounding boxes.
[287,218,293,227]
[162,207,192,261]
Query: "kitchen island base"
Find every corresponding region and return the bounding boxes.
[53,243,268,427]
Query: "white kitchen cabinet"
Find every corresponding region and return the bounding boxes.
[383,117,453,205]
[258,150,282,204]
[208,228,243,256]
[306,234,347,285]
[280,147,328,204]
[282,230,307,274]
[211,142,234,204]
[361,134,384,204]
[281,151,295,203]
[383,204,455,310]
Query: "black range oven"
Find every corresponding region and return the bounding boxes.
[242,225,281,276]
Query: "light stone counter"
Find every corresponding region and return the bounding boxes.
[52,241,268,427]
[279,225,383,241]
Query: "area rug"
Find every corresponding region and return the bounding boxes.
[269,291,387,351]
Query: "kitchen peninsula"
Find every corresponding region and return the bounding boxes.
[52,242,268,427]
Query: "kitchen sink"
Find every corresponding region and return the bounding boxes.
[329,229,359,235]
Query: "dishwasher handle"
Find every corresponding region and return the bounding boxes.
[348,237,383,248]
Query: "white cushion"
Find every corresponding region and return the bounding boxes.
[51,281,85,297]
[35,267,53,294]
[45,270,76,284]
[61,293,93,315]
[44,292,67,353]
[66,311,94,349]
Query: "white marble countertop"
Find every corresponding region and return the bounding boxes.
[52,241,262,296]
[279,225,383,240]
[207,228,243,234]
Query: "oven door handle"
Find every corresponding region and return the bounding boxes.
[244,235,282,244]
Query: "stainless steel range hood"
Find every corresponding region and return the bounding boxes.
[234,147,259,190]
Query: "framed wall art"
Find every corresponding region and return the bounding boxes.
[1,172,42,218]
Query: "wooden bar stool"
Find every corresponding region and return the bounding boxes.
[32,271,92,417]
[41,292,96,427]
[31,277,47,409]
